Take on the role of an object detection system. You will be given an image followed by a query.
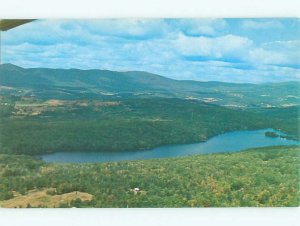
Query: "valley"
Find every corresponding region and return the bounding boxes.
[0,64,299,207]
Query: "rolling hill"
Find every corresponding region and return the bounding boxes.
[1,63,299,108]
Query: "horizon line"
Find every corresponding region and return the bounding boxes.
[1,63,299,85]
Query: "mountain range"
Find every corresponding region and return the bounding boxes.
[0,63,299,108]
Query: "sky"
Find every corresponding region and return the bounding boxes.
[1,18,300,83]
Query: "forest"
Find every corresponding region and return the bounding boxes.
[0,146,299,207]
[0,95,299,155]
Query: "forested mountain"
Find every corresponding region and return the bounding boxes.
[1,63,299,108]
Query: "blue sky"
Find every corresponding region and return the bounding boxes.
[2,18,300,83]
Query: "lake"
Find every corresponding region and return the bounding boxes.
[41,128,299,163]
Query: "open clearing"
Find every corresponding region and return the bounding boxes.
[0,189,93,208]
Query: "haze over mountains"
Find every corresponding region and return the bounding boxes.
[0,63,299,108]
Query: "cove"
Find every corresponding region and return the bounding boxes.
[41,129,299,163]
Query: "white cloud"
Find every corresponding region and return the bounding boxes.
[2,19,228,47]
[167,19,227,36]
[173,33,300,69]
[248,48,286,65]
[253,40,300,67]
[2,19,170,47]
[79,19,171,38]
[174,34,252,59]
[241,20,283,29]
[263,40,300,49]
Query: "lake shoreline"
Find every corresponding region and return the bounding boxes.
[41,128,300,163]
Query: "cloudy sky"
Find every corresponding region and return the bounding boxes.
[2,18,300,83]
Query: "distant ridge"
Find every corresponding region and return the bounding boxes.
[0,64,299,108]
[0,63,24,70]
[1,63,299,84]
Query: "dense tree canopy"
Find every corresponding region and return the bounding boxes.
[0,96,298,155]
[0,146,298,207]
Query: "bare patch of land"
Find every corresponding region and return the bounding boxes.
[0,189,93,208]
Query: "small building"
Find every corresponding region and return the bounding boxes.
[130,187,140,195]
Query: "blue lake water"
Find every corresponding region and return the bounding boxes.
[41,128,299,163]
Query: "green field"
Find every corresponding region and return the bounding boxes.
[0,146,299,207]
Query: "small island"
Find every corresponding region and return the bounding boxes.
[265,131,279,138]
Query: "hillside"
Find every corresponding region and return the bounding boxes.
[0,97,284,155]
[1,63,299,108]
[0,146,299,207]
